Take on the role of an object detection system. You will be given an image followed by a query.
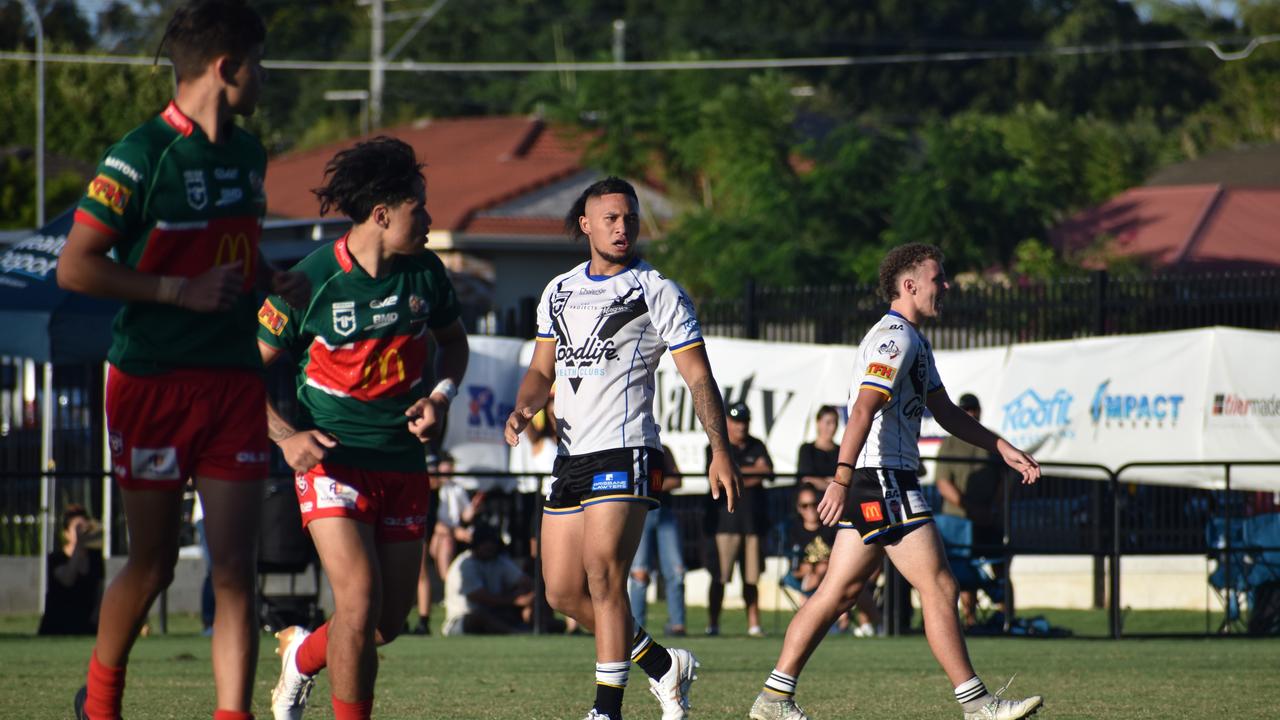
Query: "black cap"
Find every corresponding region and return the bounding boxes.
[727,402,751,421]
[958,393,981,411]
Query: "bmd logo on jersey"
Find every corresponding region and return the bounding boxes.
[184,170,208,210]
[332,301,357,337]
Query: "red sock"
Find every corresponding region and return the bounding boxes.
[332,696,373,720]
[212,711,253,720]
[85,650,126,720]
[294,623,330,676]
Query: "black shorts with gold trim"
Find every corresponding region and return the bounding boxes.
[838,467,934,544]
[543,446,662,515]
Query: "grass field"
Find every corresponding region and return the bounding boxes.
[3,608,1278,719]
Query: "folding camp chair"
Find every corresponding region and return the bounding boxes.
[933,514,1005,628]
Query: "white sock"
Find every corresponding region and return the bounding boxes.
[596,661,629,688]
[763,669,798,697]
[955,676,993,712]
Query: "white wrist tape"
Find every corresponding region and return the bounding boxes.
[431,379,458,403]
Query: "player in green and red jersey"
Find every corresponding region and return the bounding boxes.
[57,3,309,720]
[258,137,469,720]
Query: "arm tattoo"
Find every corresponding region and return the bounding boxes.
[691,375,730,454]
[266,400,296,443]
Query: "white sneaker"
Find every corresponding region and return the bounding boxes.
[582,710,612,720]
[747,625,766,638]
[852,622,877,638]
[749,692,809,720]
[271,626,316,720]
[963,677,1043,720]
[649,648,699,720]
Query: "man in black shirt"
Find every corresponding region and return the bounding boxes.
[39,504,104,635]
[705,402,773,636]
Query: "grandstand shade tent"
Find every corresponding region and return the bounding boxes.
[0,208,117,613]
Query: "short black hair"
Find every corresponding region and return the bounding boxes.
[61,503,89,530]
[563,176,638,242]
[815,405,838,422]
[312,136,426,222]
[878,243,945,302]
[159,0,266,81]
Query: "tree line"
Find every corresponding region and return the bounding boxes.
[2,0,1278,293]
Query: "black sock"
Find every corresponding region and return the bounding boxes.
[631,627,673,680]
[594,661,628,719]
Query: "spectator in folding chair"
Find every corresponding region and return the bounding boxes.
[781,485,878,637]
[934,393,1013,629]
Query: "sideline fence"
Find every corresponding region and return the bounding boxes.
[7,457,1279,639]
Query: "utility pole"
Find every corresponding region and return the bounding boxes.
[370,0,384,129]
[612,19,626,64]
[18,0,44,227]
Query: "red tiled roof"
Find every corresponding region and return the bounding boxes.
[264,116,586,232]
[1051,185,1280,269]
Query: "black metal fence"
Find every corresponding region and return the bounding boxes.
[692,270,1280,349]
[12,458,1280,638]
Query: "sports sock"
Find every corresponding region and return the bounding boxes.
[762,668,798,698]
[85,649,126,720]
[630,627,673,680]
[594,661,629,719]
[955,676,993,712]
[212,711,253,720]
[295,623,329,676]
[331,696,373,720]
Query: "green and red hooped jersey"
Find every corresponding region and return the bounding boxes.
[258,236,461,472]
[73,102,268,376]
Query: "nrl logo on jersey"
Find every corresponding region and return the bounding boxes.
[550,290,572,317]
[332,301,357,337]
[183,170,207,210]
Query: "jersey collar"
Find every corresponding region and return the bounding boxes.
[161,101,195,137]
[334,234,355,273]
[584,256,640,281]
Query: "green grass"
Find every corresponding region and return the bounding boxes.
[4,608,1278,719]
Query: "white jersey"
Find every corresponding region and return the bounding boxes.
[850,310,944,471]
[535,258,703,456]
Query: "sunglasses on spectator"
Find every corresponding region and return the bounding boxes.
[797,502,817,509]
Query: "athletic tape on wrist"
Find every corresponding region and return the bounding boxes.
[432,379,458,403]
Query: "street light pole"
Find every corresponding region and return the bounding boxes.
[19,0,44,227]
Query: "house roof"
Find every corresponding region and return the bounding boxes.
[264,115,586,232]
[1145,144,1280,187]
[1051,184,1280,269]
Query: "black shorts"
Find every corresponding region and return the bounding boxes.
[838,468,934,544]
[544,447,662,514]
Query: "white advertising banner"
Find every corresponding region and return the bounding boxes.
[1201,327,1280,491]
[452,327,1280,493]
[442,335,525,490]
[990,330,1214,486]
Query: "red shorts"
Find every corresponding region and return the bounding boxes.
[294,462,430,543]
[106,366,269,490]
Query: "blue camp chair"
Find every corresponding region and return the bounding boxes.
[933,514,1005,615]
[1205,516,1250,632]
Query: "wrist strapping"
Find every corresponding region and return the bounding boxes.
[431,378,458,403]
[157,276,187,306]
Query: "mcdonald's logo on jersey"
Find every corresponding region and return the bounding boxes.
[215,232,254,278]
[860,501,884,523]
[360,347,407,390]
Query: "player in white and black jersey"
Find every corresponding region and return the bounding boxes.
[505,177,741,720]
[750,244,1045,720]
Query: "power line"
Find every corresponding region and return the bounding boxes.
[1,34,1277,72]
